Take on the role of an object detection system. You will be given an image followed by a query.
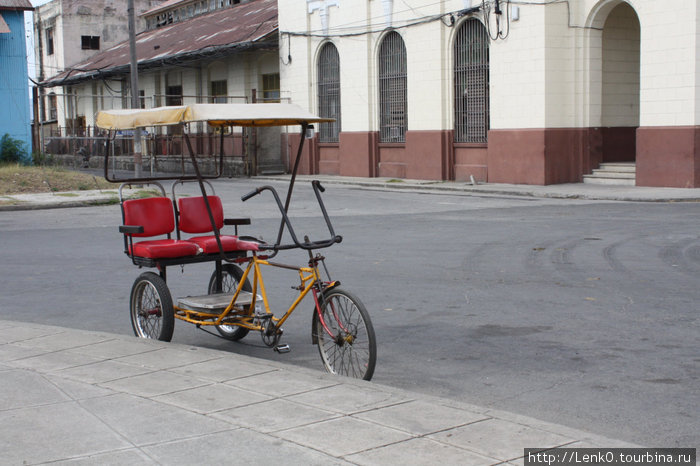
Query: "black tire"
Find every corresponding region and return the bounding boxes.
[207,263,252,341]
[312,288,377,381]
[130,272,174,341]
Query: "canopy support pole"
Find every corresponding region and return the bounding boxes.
[184,128,230,263]
[284,122,308,214]
[266,123,308,260]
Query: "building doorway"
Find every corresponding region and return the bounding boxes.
[596,1,641,164]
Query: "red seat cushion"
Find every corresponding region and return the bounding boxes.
[178,196,224,233]
[130,239,202,259]
[123,197,175,237]
[187,235,260,254]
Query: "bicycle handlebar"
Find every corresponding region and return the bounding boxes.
[241,187,262,202]
[241,181,342,251]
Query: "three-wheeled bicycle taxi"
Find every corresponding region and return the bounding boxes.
[96,103,376,380]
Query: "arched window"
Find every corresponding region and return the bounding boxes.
[317,42,341,143]
[454,19,489,143]
[378,31,407,143]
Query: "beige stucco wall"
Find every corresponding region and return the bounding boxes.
[280,0,700,134]
[68,50,278,129]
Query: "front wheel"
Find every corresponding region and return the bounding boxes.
[312,288,376,381]
[207,263,252,341]
[130,272,174,341]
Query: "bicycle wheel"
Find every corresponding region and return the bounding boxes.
[207,263,252,341]
[313,288,376,381]
[130,272,174,341]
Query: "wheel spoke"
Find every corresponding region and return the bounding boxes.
[130,273,173,342]
[208,264,252,341]
[315,289,376,380]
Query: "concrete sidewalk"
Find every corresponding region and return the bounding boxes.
[257,175,700,202]
[0,187,144,211]
[2,175,700,211]
[0,320,636,465]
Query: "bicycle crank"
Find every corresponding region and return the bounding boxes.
[261,319,283,347]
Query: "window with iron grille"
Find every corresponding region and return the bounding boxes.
[378,31,407,143]
[454,19,489,144]
[317,42,341,143]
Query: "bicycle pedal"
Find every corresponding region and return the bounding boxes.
[274,344,291,353]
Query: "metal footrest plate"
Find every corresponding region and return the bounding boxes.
[178,291,253,313]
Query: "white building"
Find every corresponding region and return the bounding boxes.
[34,0,163,127]
[280,0,700,188]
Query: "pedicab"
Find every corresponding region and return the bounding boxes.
[95,103,376,380]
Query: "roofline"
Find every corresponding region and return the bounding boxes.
[140,0,191,18]
[0,6,34,11]
[39,34,278,88]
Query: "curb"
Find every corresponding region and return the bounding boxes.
[3,176,700,211]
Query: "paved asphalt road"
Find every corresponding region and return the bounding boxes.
[0,178,697,449]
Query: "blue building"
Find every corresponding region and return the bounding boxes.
[0,0,33,157]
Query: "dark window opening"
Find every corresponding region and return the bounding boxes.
[210,80,228,103]
[262,73,280,102]
[81,35,100,50]
[166,85,183,106]
[48,93,57,121]
[46,28,54,55]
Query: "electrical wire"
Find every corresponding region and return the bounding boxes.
[483,0,510,41]
[282,9,462,38]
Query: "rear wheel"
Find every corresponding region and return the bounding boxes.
[130,272,174,341]
[313,288,376,380]
[207,263,252,341]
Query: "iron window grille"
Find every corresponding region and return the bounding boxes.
[379,31,407,143]
[454,19,490,144]
[317,42,341,143]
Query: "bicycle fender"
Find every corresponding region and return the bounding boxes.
[311,281,342,344]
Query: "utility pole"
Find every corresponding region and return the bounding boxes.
[128,0,142,178]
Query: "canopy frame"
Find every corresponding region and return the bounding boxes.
[96,103,333,263]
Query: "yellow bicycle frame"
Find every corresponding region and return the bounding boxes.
[173,254,332,334]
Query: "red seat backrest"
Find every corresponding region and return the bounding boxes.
[122,197,175,237]
[178,195,224,234]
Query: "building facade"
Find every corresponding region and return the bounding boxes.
[0,0,33,155]
[38,0,282,174]
[33,0,163,129]
[280,0,700,188]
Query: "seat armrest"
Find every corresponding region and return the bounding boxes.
[119,225,145,235]
[223,218,251,226]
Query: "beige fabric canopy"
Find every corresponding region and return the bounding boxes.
[95,106,189,130]
[96,103,333,130]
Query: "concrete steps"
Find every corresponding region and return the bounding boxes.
[583,162,636,186]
